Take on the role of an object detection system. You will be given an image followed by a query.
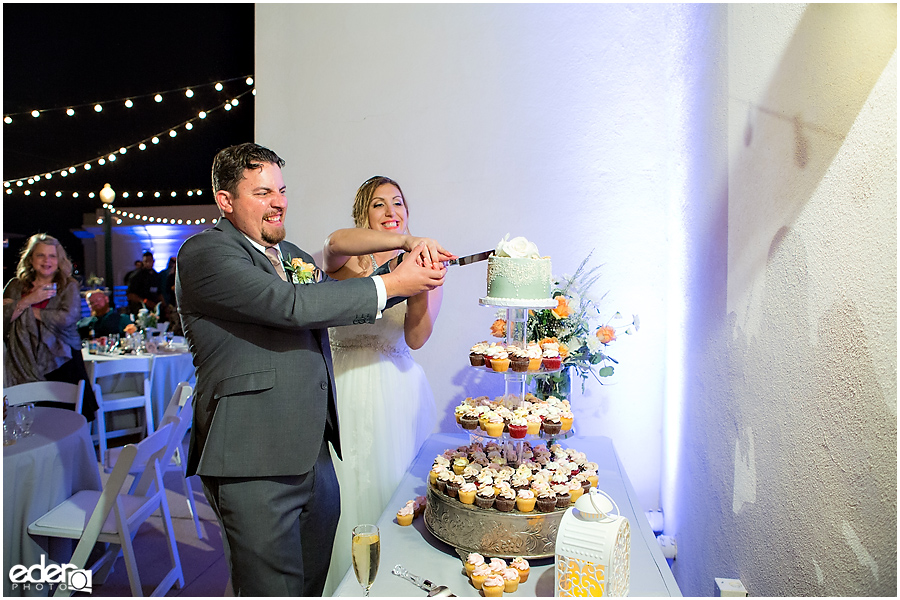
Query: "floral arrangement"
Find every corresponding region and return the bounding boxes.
[283,255,317,284]
[490,253,638,394]
[134,303,160,331]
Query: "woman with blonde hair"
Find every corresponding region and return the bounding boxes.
[321,176,454,595]
[3,233,97,417]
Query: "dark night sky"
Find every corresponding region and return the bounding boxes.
[3,3,255,280]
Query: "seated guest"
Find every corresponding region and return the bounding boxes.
[77,290,130,339]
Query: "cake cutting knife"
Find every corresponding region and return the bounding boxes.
[442,250,493,267]
[391,564,456,596]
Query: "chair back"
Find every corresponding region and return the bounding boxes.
[129,420,175,496]
[90,356,153,380]
[160,382,193,423]
[3,380,85,413]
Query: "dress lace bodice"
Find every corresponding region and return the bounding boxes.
[329,300,410,358]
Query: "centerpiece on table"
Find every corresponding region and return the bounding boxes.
[489,253,638,400]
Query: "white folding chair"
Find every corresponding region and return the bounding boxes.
[90,357,154,468]
[109,387,204,539]
[159,382,192,423]
[4,380,85,413]
[27,422,184,597]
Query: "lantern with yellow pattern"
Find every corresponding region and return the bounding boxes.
[554,488,630,596]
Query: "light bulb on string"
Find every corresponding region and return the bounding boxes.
[31,110,40,118]
[66,108,75,117]
[94,104,102,113]
[154,94,163,103]
[125,99,133,108]
[185,89,194,98]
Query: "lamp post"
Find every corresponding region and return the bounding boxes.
[99,183,115,307]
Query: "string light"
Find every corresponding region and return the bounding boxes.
[99,200,209,226]
[3,88,253,191]
[3,75,253,121]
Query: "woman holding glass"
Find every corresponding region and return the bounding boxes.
[3,233,97,418]
[321,176,454,594]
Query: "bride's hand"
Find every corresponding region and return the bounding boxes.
[402,236,455,268]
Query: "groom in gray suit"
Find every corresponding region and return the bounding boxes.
[176,143,445,596]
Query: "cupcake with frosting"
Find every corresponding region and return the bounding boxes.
[494,486,516,512]
[466,552,485,577]
[525,342,543,370]
[397,501,415,526]
[469,341,489,366]
[470,563,492,590]
[541,341,562,370]
[458,482,477,504]
[507,415,528,439]
[511,557,530,583]
[510,346,530,372]
[489,346,510,373]
[475,486,496,509]
[516,488,536,512]
[501,567,521,593]
[484,412,505,437]
[482,575,505,597]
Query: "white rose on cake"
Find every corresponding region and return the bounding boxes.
[496,234,541,259]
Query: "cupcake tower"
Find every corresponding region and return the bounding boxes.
[429,441,599,514]
[454,393,573,438]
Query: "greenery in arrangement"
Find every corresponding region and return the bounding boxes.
[491,252,639,395]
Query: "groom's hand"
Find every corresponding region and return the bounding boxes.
[382,243,446,299]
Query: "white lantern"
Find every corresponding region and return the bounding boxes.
[554,488,630,597]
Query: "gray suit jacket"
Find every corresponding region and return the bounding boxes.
[176,218,380,477]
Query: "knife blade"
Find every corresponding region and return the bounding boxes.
[443,250,493,267]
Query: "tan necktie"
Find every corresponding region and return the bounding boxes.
[265,247,288,281]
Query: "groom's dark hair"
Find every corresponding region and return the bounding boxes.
[212,143,286,197]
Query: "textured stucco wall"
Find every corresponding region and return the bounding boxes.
[671,4,897,596]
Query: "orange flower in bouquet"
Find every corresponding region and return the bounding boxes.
[550,296,572,319]
[595,325,616,344]
[490,319,506,338]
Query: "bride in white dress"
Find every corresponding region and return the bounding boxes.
[321,176,455,595]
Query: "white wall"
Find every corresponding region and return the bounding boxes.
[256,2,686,512]
[255,4,897,595]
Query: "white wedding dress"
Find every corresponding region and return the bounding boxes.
[323,300,437,595]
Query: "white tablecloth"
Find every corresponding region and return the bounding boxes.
[334,432,682,597]
[3,407,102,597]
[82,349,196,428]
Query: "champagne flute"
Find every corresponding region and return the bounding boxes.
[351,524,380,597]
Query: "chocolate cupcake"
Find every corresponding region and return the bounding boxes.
[510,355,529,372]
[555,491,571,509]
[434,478,448,494]
[494,495,516,512]
[446,480,460,498]
[536,494,557,513]
[460,414,480,430]
[474,490,496,509]
[541,417,562,436]
[469,351,485,367]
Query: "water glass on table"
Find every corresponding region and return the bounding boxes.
[15,403,35,437]
[352,524,380,597]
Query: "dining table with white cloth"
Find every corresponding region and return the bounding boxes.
[82,348,196,429]
[333,432,682,597]
[3,407,103,597]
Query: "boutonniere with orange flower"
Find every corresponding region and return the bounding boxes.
[283,255,318,284]
[490,252,638,389]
